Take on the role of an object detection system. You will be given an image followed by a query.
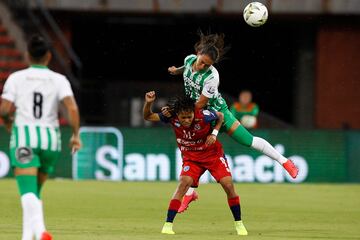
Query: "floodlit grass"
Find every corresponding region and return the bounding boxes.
[0,180,359,240]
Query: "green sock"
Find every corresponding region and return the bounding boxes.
[230,124,254,147]
[16,175,39,198]
[37,182,43,199]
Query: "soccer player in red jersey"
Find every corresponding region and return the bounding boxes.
[143,91,248,235]
[167,32,298,212]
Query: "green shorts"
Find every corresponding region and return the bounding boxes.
[220,109,239,132]
[217,109,254,147]
[10,125,61,174]
[10,147,60,174]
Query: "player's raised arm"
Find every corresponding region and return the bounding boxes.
[62,96,82,153]
[168,65,184,75]
[143,91,161,122]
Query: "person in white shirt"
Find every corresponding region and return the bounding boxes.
[0,35,81,240]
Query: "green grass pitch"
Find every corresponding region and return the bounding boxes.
[0,180,359,240]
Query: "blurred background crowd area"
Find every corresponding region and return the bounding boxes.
[0,0,359,129]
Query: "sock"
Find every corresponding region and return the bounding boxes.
[21,193,45,240]
[39,200,46,236]
[17,175,46,239]
[185,187,194,196]
[166,199,181,223]
[21,196,33,240]
[228,196,241,221]
[37,182,43,199]
[251,137,287,164]
[16,175,38,197]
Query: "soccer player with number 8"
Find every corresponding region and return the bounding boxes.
[0,35,81,240]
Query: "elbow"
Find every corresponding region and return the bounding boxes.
[218,112,224,122]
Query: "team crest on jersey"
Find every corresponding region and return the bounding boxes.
[15,147,33,164]
[203,110,211,115]
[183,166,190,172]
[194,124,201,130]
[206,85,216,94]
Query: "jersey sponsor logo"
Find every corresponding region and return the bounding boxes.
[183,165,190,172]
[184,77,201,91]
[182,130,195,140]
[15,147,33,164]
[176,138,203,146]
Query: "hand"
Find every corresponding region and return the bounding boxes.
[70,134,82,154]
[4,115,14,133]
[168,66,178,75]
[145,91,156,103]
[161,106,172,117]
[205,134,216,146]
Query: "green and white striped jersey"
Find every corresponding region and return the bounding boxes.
[183,54,228,112]
[10,125,61,151]
[2,65,73,151]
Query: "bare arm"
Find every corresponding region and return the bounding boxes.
[213,111,224,132]
[168,65,185,75]
[0,98,14,132]
[195,94,209,109]
[62,96,81,153]
[143,91,161,122]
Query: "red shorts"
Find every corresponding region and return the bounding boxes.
[180,156,232,187]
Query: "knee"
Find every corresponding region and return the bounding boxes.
[223,182,234,192]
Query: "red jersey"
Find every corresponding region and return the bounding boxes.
[160,109,224,161]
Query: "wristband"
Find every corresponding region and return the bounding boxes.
[211,129,219,137]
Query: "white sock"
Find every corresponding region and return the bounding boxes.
[21,193,46,240]
[38,200,46,238]
[251,137,288,164]
[185,187,194,196]
[21,194,33,240]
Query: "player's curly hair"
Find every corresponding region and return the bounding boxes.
[194,31,228,63]
[167,95,195,115]
[27,35,50,61]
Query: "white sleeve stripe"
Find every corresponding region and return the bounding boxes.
[202,89,213,98]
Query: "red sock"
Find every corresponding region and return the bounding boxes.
[228,196,240,207]
[166,199,181,222]
[228,196,241,221]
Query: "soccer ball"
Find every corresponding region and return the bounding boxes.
[243,2,268,27]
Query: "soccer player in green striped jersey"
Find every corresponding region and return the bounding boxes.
[168,32,298,212]
[0,35,81,240]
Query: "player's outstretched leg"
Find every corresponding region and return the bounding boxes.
[161,176,193,234]
[15,167,52,240]
[219,176,248,236]
[228,120,298,178]
[178,187,198,213]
